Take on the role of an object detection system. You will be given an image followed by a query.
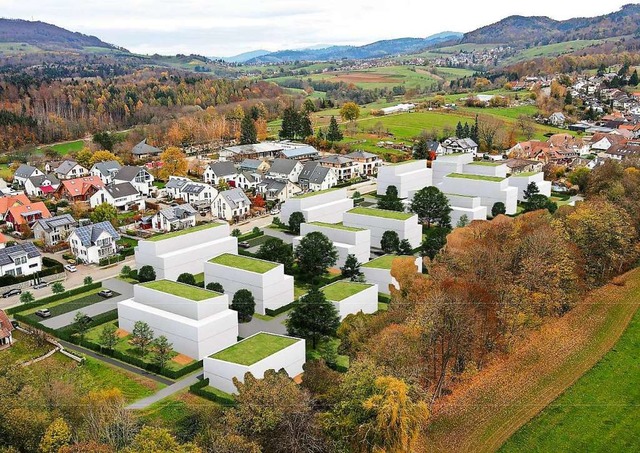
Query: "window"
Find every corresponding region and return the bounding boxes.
[29,263,37,268]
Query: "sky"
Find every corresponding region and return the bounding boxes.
[0,0,635,57]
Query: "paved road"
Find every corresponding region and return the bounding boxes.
[263,228,297,244]
[127,372,202,410]
[40,278,134,330]
[239,312,289,338]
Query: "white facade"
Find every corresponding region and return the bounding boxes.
[24,177,59,197]
[446,194,488,226]
[507,173,552,202]
[135,223,237,280]
[0,244,42,278]
[321,282,378,320]
[89,185,145,210]
[114,167,155,196]
[279,188,353,224]
[440,175,518,215]
[432,153,474,186]
[376,160,432,199]
[203,333,305,394]
[69,229,118,264]
[213,188,251,220]
[362,255,422,295]
[204,255,294,315]
[343,208,422,249]
[294,222,371,268]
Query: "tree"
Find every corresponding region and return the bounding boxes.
[525,194,553,213]
[74,311,92,342]
[340,102,360,122]
[568,167,590,192]
[287,288,340,348]
[159,147,188,180]
[422,228,448,260]
[19,291,34,304]
[455,121,464,138]
[130,321,154,356]
[84,276,93,286]
[177,273,196,286]
[90,150,122,166]
[206,282,224,292]
[517,115,535,140]
[152,336,176,371]
[326,116,343,142]
[256,238,294,274]
[341,254,363,281]
[279,106,300,140]
[231,228,241,237]
[75,148,94,169]
[138,265,156,283]
[39,418,72,453]
[90,202,118,224]
[381,230,400,254]
[239,114,257,145]
[523,182,540,201]
[491,202,506,217]
[630,69,639,86]
[99,323,119,351]
[478,117,502,152]
[124,426,201,453]
[295,232,338,279]
[120,265,131,277]
[378,185,404,212]
[93,131,120,151]
[398,239,413,255]
[302,98,316,114]
[456,214,470,228]
[231,289,256,322]
[410,186,452,228]
[52,282,65,294]
[412,137,431,160]
[288,211,305,234]
[299,112,313,138]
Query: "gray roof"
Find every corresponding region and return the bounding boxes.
[132,139,162,156]
[258,178,287,194]
[104,182,139,198]
[319,155,354,165]
[224,142,284,156]
[300,162,332,184]
[73,221,120,247]
[159,204,197,222]
[0,243,40,266]
[14,164,39,179]
[268,158,299,175]
[346,150,378,159]
[281,146,319,159]
[28,174,60,187]
[208,161,237,177]
[241,171,257,183]
[239,159,262,171]
[33,214,76,232]
[218,188,250,210]
[166,178,190,190]
[182,183,206,195]
[55,160,84,175]
[92,161,122,177]
[114,165,145,182]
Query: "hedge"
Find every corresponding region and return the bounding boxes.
[238,230,264,242]
[120,247,135,257]
[0,258,65,287]
[238,249,257,258]
[265,299,299,317]
[378,293,391,304]
[7,282,102,315]
[189,378,236,406]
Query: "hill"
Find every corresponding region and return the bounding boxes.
[222,49,271,63]
[0,18,124,51]
[461,4,640,46]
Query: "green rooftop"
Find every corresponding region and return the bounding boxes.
[210,333,299,365]
[390,159,419,166]
[309,221,366,232]
[511,171,541,177]
[296,187,341,199]
[447,173,505,182]
[348,207,414,221]
[321,281,373,301]
[147,223,224,242]
[209,253,278,273]
[468,161,503,167]
[141,280,221,301]
[362,254,404,269]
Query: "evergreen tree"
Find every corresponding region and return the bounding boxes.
[231,289,256,322]
[523,182,540,201]
[240,114,257,145]
[409,186,452,229]
[287,288,340,349]
[288,211,305,234]
[138,265,156,283]
[456,214,470,228]
[398,239,413,255]
[378,185,404,212]
[279,106,299,140]
[206,282,224,292]
[564,90,573,105]
[455,121,464,138]
[412,137,430,160]
[471,115,479,143]
[299,112,313,138]
[177,273,197,286]
[630,69,639,86]
[380,230,400,254]
[421,228,448,260]
[326,116,343,142]
[462,122,470,139]
[295,232,338,280]
[491,202,506,217]
[340,254,363,281]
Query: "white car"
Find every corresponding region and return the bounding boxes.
[270,208,280,215]
[64,264,77,273]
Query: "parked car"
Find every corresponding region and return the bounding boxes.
[2,288,22,298]
[270,208,280,215]
[35,308,51,318]
[33,281,48,290]
[238,241,251,249]
[98,289,114,298]
[64,264,77,272]
[11,320,19,328]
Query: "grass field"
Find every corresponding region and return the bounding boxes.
[211,333,299,365]
[321,282,372,301]
[209,253,278,273]
[142,280,220,301]
[426,268,640,452]
[138,390,218,427]
[39,139,85,156]
[2,330,54,364]
[0,163,13,180]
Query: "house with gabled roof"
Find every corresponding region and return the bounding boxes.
[24,174,60,197]
[0,194,31,221]
[13,164,43,187]
[114,165,154,196]
[69,221,120,264]
[346,150,382,176]
[203,161,237,185]
[318,155,358,181]
[231,171,260,190]
[298,162,338,192]
[90,182,144,210]
[56,176,105,202]
[166,177,217,208]
[0,309,14,349]
[267,158,303,183]
[256,178,301,203]
[441,137,478,156]
[6,201,52,233]
[213,188,251,220]
[132,139,162,158]
[239,159,270,174]
[279,145,319,161]
[152,204,197,232]
[53,160,89,180]
[0,242,42,278]
[90,160,122,184]
[33,214,77,246]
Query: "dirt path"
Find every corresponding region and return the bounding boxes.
[426,269,640,453]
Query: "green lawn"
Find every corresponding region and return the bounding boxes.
[211,333,299,365]
[467,161,503,167]
[448,173,505,182]
[209,253,278,273]
[501,304,640,452]
[141,280,220,301]
[147,222,224,241]
[362,254,402,270]
[2,330,53,364]
[246,235,273,248]
[0,163,13,180]
[321,281,373,301]
[117,237,139,247]
[20,287,108,321]
[309,222,366,232]
[296,187,341,198]
[41,140,85,156]
[348,207,414,220]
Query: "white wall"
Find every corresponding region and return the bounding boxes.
[343,211,422,249]
[134,284,230,320]
[296,223,371,267]
[463,162,508,178]
[325,283,378,320]
[432,153,474,186]
[362,256,422,295]
[507,173,552,202]
[440,176,518,215]
[279,188,353,224]
[377,161,432,198]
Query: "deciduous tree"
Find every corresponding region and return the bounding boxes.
[340,102,360,122]
[130,321,154,356]
[231,289,256,323]
[256,238,294,274]
[138,265,156,283]
[295,232,338,279]
[152,336,176,371]
[90,203,117,224]
[378,185,404,212]
[159,147,188,180]
[177,273,197,286]
[288,211,305,234]
[99,323,119,351]
[287,288,340,348]
[410,186,452,228]
[381,230,400,254]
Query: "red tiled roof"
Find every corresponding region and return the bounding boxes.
[0,194,30,216]
[7,202,52,226]
[0,309,14,340]
[60,176,104,197]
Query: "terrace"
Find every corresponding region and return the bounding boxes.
[295,187,341,199]
[308,221,366,232]
[362,254,401,270]
[321,281,373,301]
[210,333,299,365]
[347,207,414,220]
[447,173,505,182]
[147,222,224,242]
[208,253,278,274]
[141,280,221,301]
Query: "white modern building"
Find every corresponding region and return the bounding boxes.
[204,253,294,315]
[279,188,353,224]
[361,255,422,295]
[320,281,378,320]
[68,221,120,264]
[343,207,422,249]
[377,160,432,199]
[135,222,237,280]
[432,152,475,186]
[117,280,238,360]
[114,166,155,197]
[204,332,305,394]
[440,173,518,215]
[445,194,488,226]
[507,172,552,202]
[293,222,371,268]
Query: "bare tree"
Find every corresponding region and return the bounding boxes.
[478,117,502,152]
[517,114,535,140]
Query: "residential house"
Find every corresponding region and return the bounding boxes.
[69,221,120,264]
[203,161,237,185]
[231,171,260,190]
[503,159,544,175]
[589,133,627,153]
[53,160,89,180]
[0,309,14,348]
[114,166,154,196]
[0,194,31,221]
[267,158,304,183]
[132,139,162,159]
[213,188,251,220]
[6,202,51,233]
[605,143,640,161]
[0,242,42,277]
[166,177,217,209]
[220,142,285,161]
[0,179,21,197]
[24,174,60,197]
[90,161,123,184]
[239,159,270,173]
[256,179,301,203]
[318,155,358,181]
[346,150,382,176]
[509,141,551,161]
[298,162,338,192]
[441,137,479,156]
[280,145,319,161]
[152,204,197,232]
[13,164,43,187]
[32,214,77,246]
[90,182,145,210]
[549,112,566,126]
[57,176,105,202]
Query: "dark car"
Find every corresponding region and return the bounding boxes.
[11,320,19,328]
[98,289,114,298]
[35,309,51,318]
[33,281,48,290]
[2,288,22,298]
[238,241,251,249]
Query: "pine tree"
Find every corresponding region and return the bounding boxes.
[455,121,464,138]
[398,239,413,255]
[327,116,343,142]
[630,69,639,86]
[299,112,313,138]
[462,122,470,139]
[240,114,257,145]
[279,106,299,140]
[564,90,573,105]
[471,115,479,143]
[341,254,363,281]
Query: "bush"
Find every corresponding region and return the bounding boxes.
[138,265,156,283]
[121,265,131,277]
[265,300,299,317]
[231,228,241,237]
[129,270,138,280]
[189,378,235,406]
[177,273,196,286]
[83,276,93,286]
[206,282,224,293]
[7,283,102,315]
[231,289,255,323]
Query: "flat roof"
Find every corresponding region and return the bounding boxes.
[348,207,414,221]
[511,171,541,177]
[321,281,373,301]
[468,161,503,167]
[295,187,341,199]
[141,280,221,301]
[147,222,224,242]
[362,254,405,269]
[447,173,505,182]
[309,221,366,232]
[209,253,278,273]
[210,333,299,365]
[389,159,418,166]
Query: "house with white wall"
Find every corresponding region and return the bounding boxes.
[279,188,353,224]
[24,174,60,197]
[440,173,518,215]
[377,160,432,199]
[204,161,237,185]
[507,172,552,202]
[267,159,303,183]
[256,179,301,203]
[0,243,42,278]
[343,207,422,249]
[32,214,77,246]
[91,161,122,185]
[90,182,145,210]
[165,177,217,208]
[152,204,197,232]
[320,281,378,320]
[13,164,43,187]
[53,160,89,180]
[114,166,154,196]
[68,221,119,264]
[213,188,251,220]
[298,162,338,192]
[293,222,370,268]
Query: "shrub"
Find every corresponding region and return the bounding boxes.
[83,276,93,286]
[121,265,131,277]
[138,265,156,283]
[177,273,196,286]
[206,282,224,293]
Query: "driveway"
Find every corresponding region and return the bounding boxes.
[239,312,289,338]
[263,228,296,244]
[40,278,134,330]
[127,372,202,410]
